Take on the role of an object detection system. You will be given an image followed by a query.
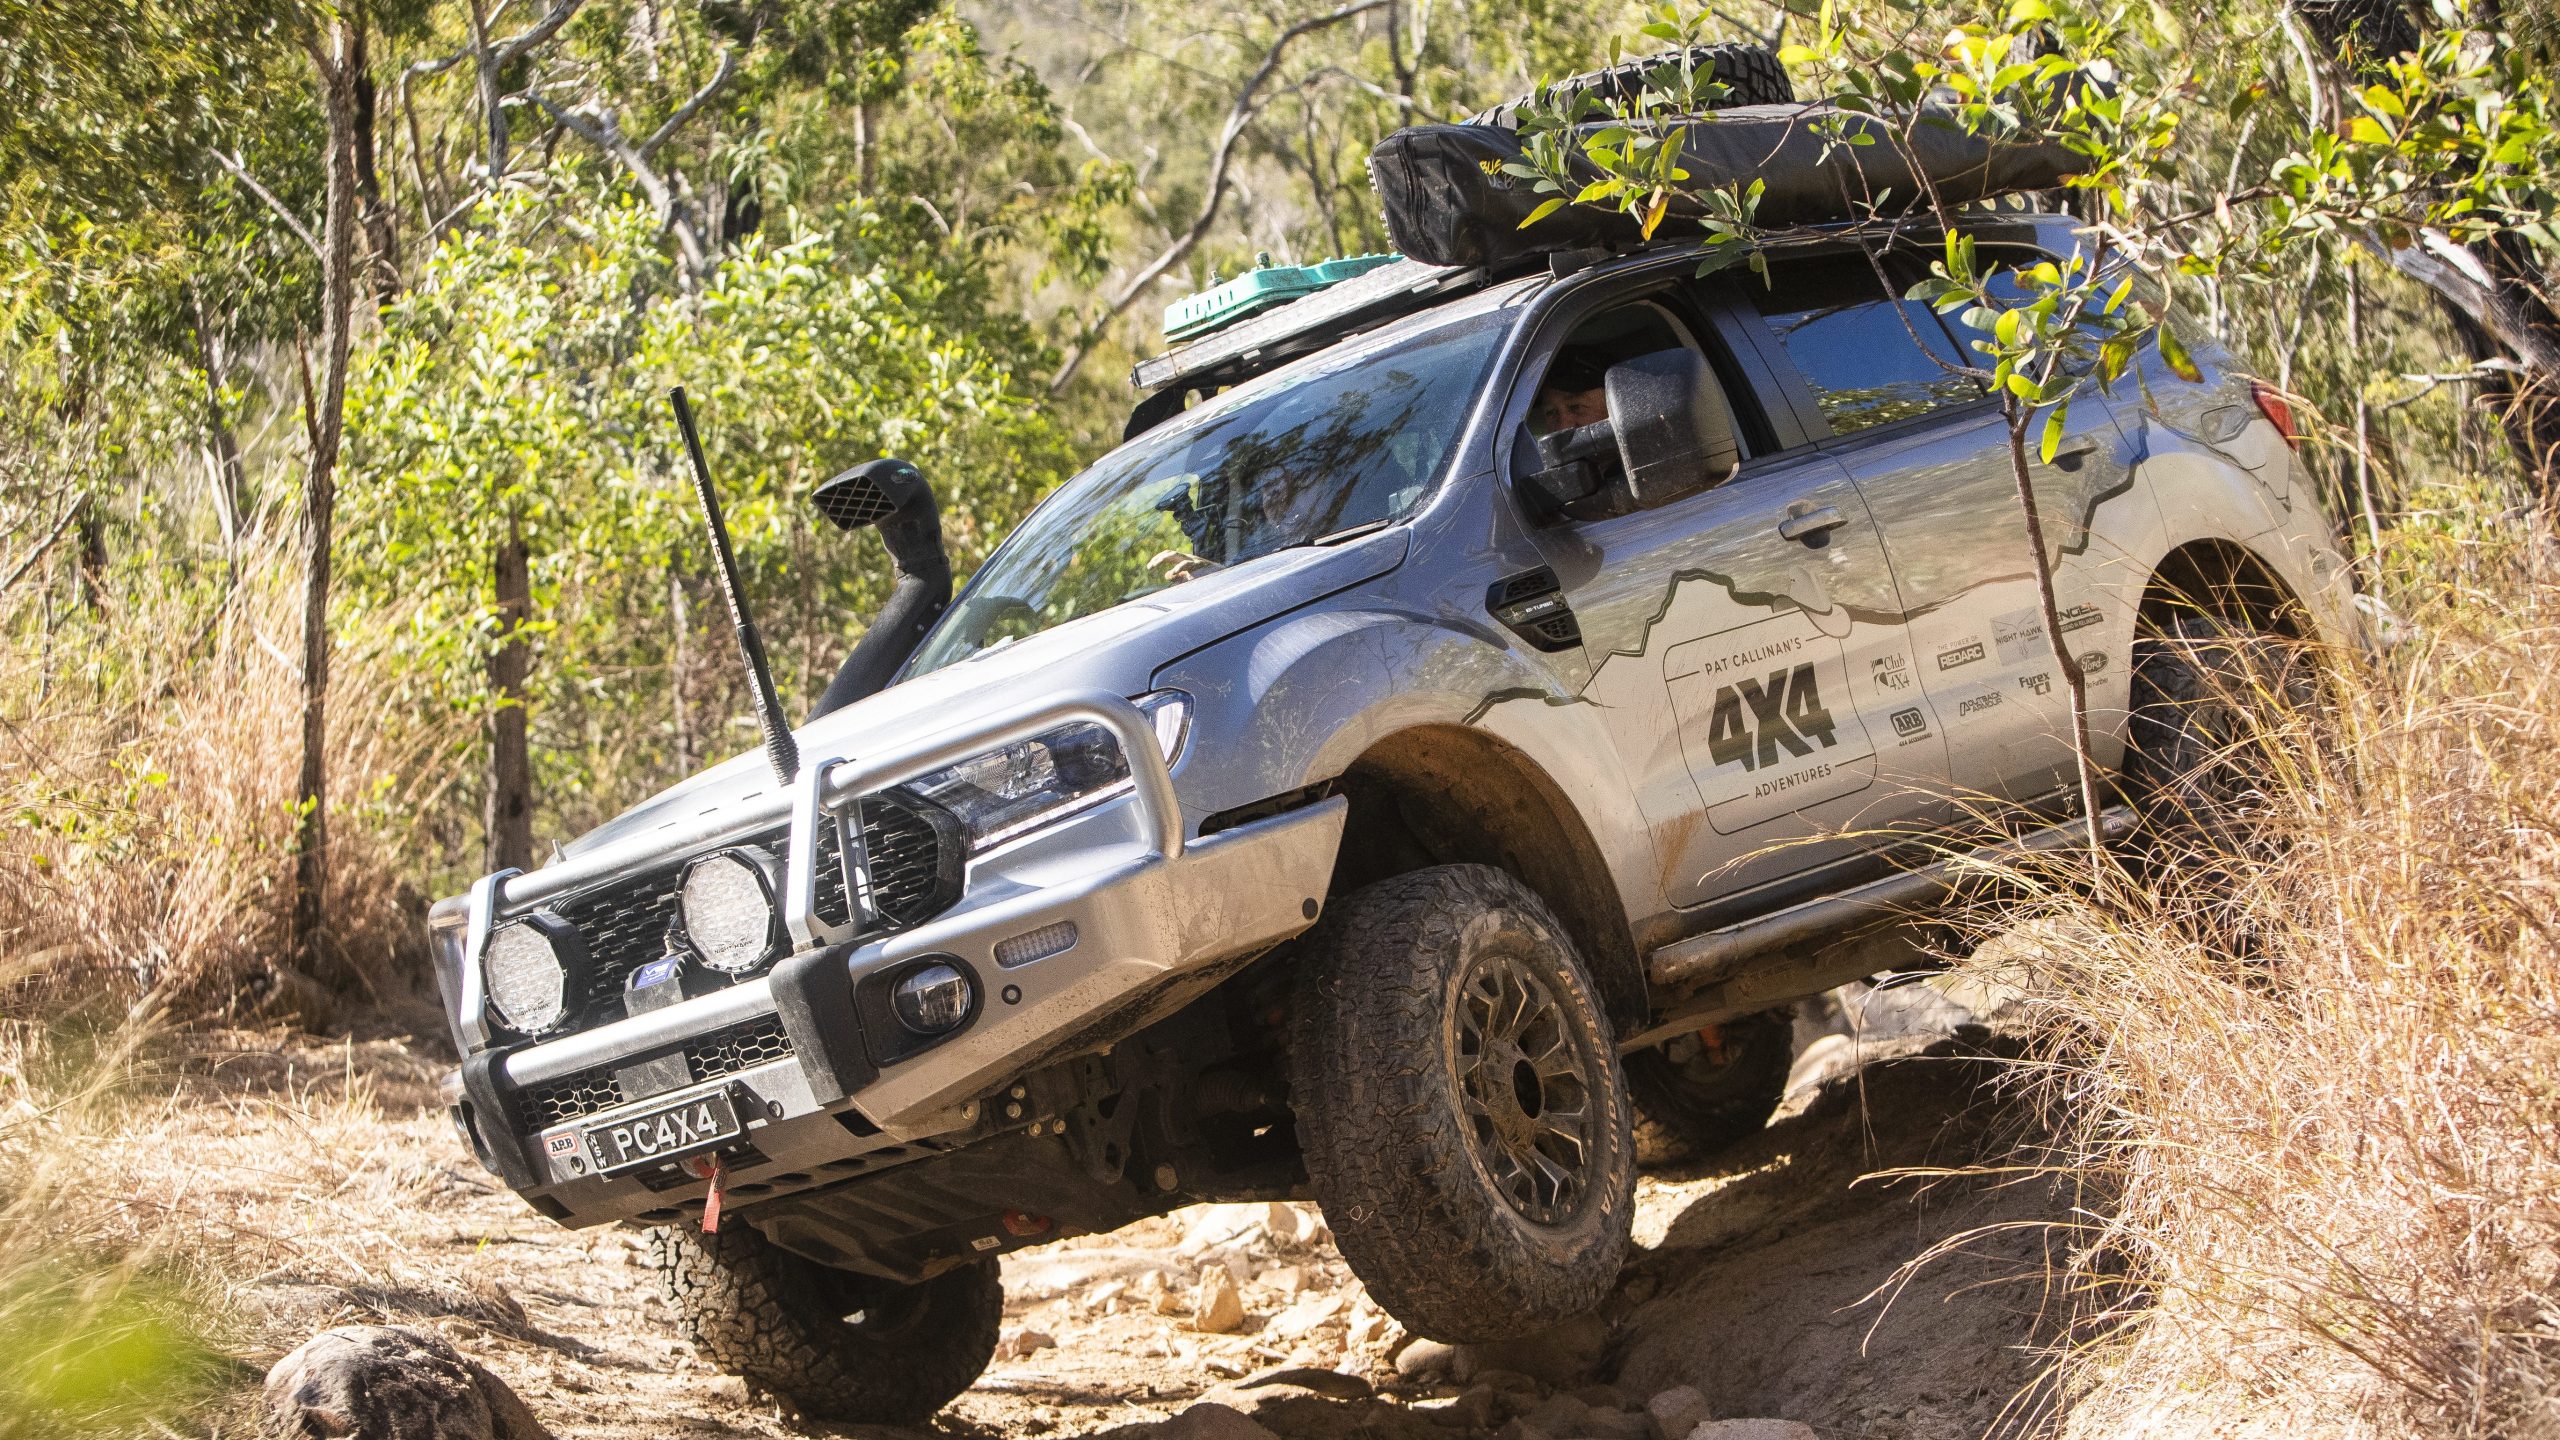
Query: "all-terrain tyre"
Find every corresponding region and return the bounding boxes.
[1290,864,1636,1343]
[1467,42,1795,130]
[1626,1007,1792,1166]
[2124,611,2324,947]
[2126,612,2321,847]
[650,1222,1001,1422]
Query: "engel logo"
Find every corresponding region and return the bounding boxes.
[1704,662,1840,772]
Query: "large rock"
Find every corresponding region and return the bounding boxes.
[1193,1262,1248,1334]
[262,1325,553,1440]
[1644,1387,1712,1440]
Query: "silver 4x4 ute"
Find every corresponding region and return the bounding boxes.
[431,205,2357,1420]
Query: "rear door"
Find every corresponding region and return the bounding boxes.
[1723,249,2138,810]
[1509,284,1952,909]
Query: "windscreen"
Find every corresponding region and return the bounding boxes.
[907,309,1506,675]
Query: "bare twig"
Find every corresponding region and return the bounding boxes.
[639,47,739,159]
[211,151,322,258]
[1047,0,1394,394]
[0,495,90,598]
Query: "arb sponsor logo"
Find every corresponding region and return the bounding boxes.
[1890,706,1928,738]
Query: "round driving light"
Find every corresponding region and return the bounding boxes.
[680,848,784,975]
[483,913,585,1036]
[891,961,974,1035]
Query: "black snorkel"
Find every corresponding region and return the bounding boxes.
[808,458,953,719]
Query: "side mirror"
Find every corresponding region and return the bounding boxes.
[1605,348,1740,506]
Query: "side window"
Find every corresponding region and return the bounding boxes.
[1745,254,1979,437]
[1938,247,2113,379]
[1517,300,1746,518]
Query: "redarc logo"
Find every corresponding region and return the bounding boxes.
[1704,663,1840,771]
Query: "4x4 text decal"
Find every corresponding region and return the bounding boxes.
[1664,614,1878,835]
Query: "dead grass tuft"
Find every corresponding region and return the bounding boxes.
[0,529,463,1023]
[1967,528,2560,1439]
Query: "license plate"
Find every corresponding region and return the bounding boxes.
[584,1090,742,1174]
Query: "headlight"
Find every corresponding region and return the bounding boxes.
[482,914,586,1036]
[904,690,1191,851]
[680,847,785,975]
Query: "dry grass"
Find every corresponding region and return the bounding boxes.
[1967,528,2560,1438]
[0,529,460,1022]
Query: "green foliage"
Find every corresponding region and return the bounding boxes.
[0,1251,225,1440]
[344,189,1073,846]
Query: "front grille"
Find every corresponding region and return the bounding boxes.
[858,792,965,928]
[502,790,962,1135]
[552,864,685,1013]
[512,1016,795,1132]
[687,1015,794,1082]
[519,1070,628,1129]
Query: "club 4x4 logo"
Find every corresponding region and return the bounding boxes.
[1664,614,1878,835]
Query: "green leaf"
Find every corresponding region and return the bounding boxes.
[1518,198,1566,229]
[2155,323,2203,383]
[2039,404,2068,462]
[2360,83,2406,118]
[2347,115,2394,146]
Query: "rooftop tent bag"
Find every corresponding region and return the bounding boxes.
[1366,102,2082,270]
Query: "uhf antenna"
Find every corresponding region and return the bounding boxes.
[670,387,799,787]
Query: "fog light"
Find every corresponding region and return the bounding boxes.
[891,961,973,1035]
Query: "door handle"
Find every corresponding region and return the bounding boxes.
[1777,505,1847,543]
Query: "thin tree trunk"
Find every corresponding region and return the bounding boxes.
[2005,404,2103,855]
[294,21,361,974]
[486,518,535,874]
[349,19,402,305]
[186,282,245,579]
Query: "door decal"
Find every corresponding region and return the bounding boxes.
[1664,613,1878,835]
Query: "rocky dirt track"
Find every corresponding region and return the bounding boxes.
[152,974,2071,1440]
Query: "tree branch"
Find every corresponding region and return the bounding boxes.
[0,495,90,598]
[211,150,322,259]
[1048,0,1394,395]
[532,95,709,274]
[492,0,588,70]
[639,47,739,159]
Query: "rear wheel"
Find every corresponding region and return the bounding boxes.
[651,1222,1001,1422]
[1291,865,1636,1343]
[2124,611,2324,943]
[1626,1008,1792,1165]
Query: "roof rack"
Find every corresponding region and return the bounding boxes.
[1132,255,1487,395]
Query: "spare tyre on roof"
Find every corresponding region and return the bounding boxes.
[1368,102,2080,270]
[1465,42,1795,130]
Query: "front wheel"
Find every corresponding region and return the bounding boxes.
[651,1223,1001,1423]
[1290,864,1636,1343]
